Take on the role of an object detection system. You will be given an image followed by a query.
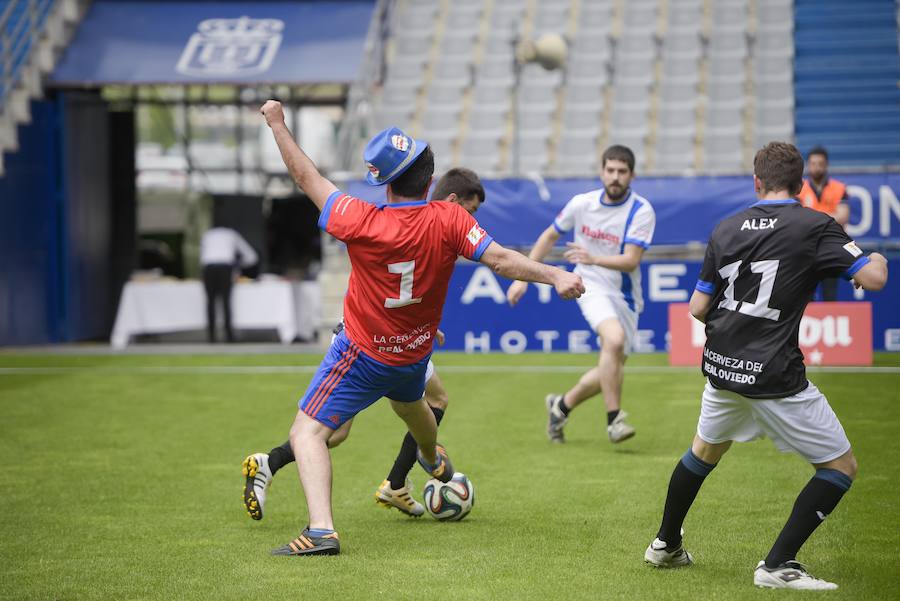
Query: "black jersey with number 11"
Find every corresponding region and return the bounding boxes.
[696,199,869,398]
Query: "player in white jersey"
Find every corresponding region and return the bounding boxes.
[508,145,655,444]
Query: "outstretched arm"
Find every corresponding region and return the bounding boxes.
[506,225,562,305]
[260,100,337,211]
[564,243,645,272]
[482,241,584,300]
[526,225,561,263]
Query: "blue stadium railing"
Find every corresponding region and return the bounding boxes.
[0,0,55,116]
[793,0,900,168]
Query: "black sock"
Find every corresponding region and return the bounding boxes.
[387,406,445,490]
[559,397,571,416]
[606,409,619,425]
[764,469,852,568]
[657,450,717,549]
[267,440,294,475]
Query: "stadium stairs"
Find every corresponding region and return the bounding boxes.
[793,0,900,168]
[0,0,85,177]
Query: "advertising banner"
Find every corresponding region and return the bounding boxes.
[438,260,897,353]
[346,173,900,247]
[668,302,874,366]
[51,1,374,85]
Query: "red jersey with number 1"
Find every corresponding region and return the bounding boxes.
[318,191,493,365]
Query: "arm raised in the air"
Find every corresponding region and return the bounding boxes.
[260,100,337,211]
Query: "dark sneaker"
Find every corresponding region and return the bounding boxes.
[545,394,567,443]
[416,443,454,483]
[272,528,340,556]
[754,560,838,590]
[242,453,272,521]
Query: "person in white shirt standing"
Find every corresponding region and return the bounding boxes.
[507,145,656,444]
[200,227,259,343]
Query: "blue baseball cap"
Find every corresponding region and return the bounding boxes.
[363,127,429,186]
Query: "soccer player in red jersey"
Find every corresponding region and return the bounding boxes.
[259,100,584,556]
[242,168,492,522]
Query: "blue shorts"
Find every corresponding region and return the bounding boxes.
[298,331,431,429]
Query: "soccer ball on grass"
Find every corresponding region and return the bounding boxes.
[423,472,474,521]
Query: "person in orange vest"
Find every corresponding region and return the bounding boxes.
[798,147,849,301]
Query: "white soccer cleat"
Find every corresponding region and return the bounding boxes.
[242,453,272,521]
[608,410,636,443]
[375,479,425,517]
[644,537,694,568]
[545,394,568,443]
[754,560,838,590]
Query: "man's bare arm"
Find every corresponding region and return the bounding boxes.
[506,226,562,305]
[564,243,645,272]
[852,253,888,291]
[261,100,337,211]
[526,225,561,262]
[481,241,584,300]
[689,290,713,323]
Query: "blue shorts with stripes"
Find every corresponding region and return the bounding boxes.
[298,331,431,429]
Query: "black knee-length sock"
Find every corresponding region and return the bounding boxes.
[387,406,445,490]
[764,468,852,568]
[657,449,717,549]
[267,440,294,475]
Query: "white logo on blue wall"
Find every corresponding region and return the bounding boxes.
[176,17,283,77]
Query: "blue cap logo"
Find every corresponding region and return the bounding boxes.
[364,126,428,186]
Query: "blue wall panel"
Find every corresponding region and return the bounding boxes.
[0,100,62,345]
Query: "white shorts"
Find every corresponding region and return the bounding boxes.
[697,380,851,464]
[575,291,637,354]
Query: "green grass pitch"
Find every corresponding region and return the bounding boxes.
[1,352,898,600]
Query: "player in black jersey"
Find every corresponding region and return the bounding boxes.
[643,142,888,590]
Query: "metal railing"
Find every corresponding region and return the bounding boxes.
[333,0,395,175]
[0,0,55,116]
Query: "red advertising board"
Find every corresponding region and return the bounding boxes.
[668,302,873,366]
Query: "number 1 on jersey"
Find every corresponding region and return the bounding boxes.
[384,260,423,308]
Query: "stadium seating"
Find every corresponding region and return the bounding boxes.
[0,0,82,175]
[793,0,900,167]
[374,0,808,176]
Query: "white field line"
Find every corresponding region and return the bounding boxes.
[1,365,899,376]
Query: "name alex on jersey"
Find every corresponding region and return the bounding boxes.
[741,218,778,231]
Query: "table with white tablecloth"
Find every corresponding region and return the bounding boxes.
[110,279,320,348]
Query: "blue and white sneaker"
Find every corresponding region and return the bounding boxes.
[416,443,454,483]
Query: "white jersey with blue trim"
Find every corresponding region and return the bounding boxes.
[553,188,655,313]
